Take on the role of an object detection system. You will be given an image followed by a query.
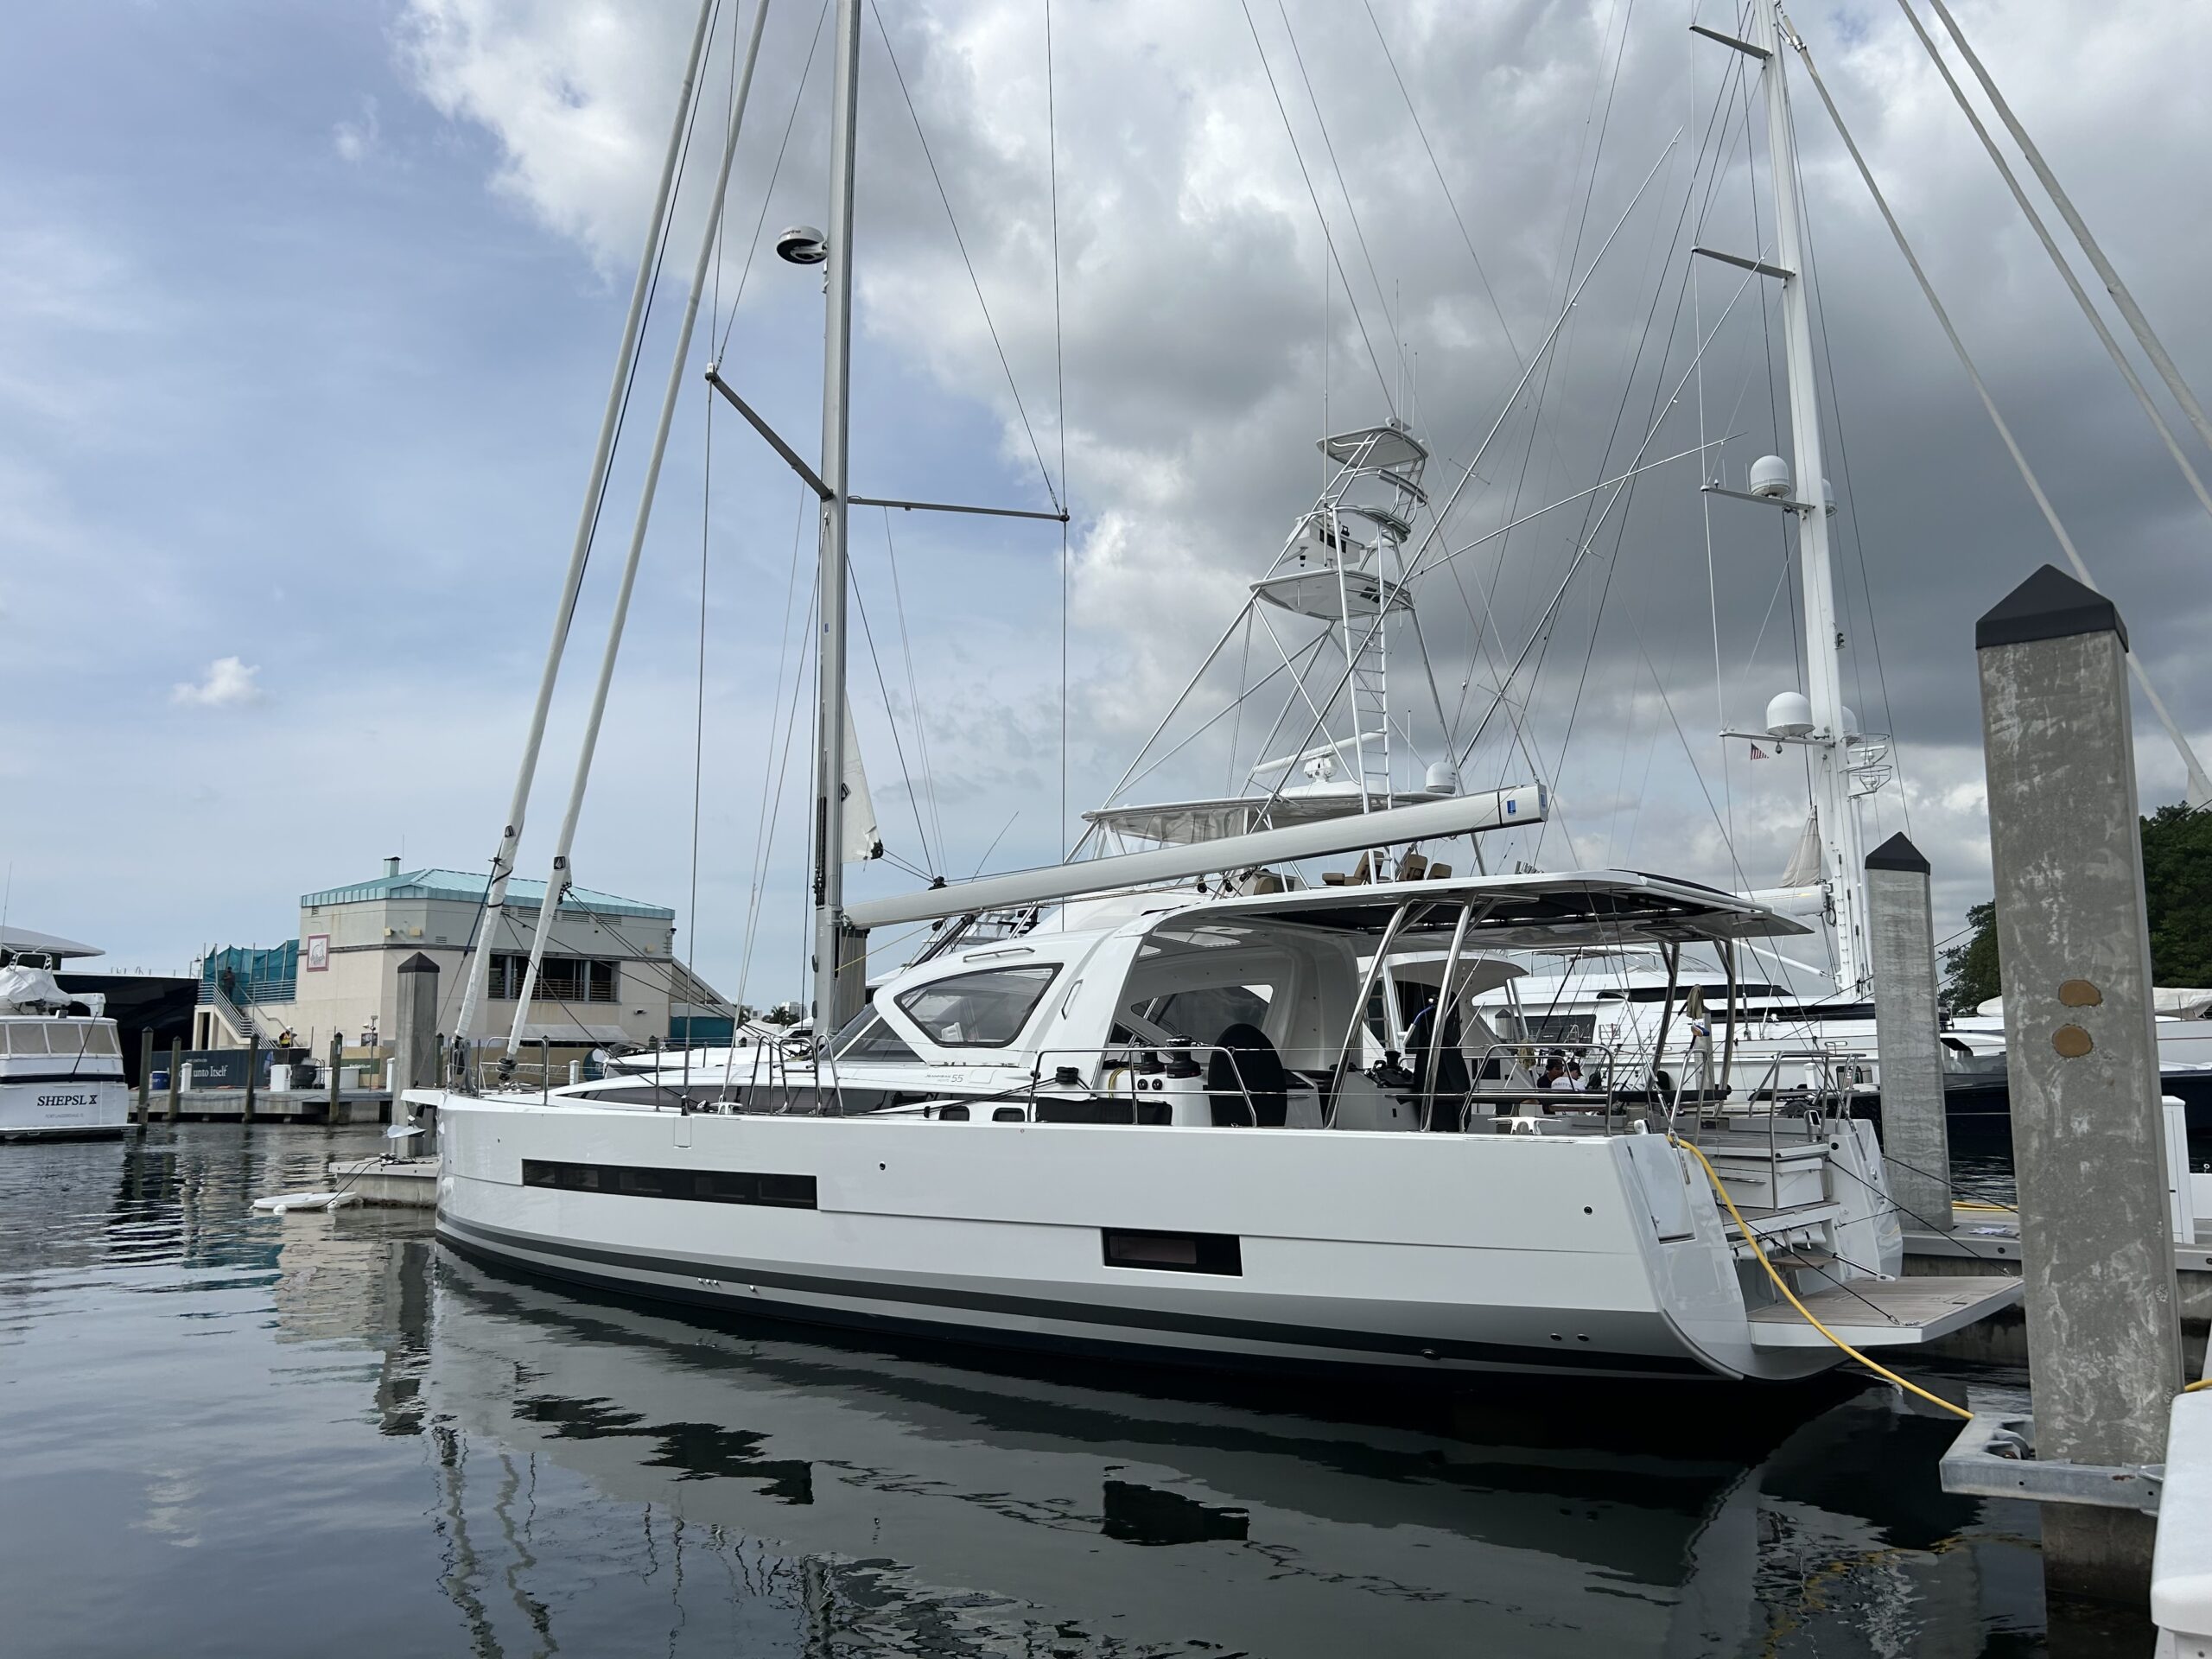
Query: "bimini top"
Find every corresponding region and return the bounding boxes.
[1135,869,1808,952]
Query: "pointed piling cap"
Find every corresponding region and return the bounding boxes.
[397,951,441,976]
[1975,563,2127,652]
[1866,831,1929,874]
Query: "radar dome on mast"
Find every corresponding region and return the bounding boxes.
[1765,690,1814,738]
[1748,454,1792,499]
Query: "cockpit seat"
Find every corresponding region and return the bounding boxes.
[1207,1023,1287,1128]
[1406,1004,1471,1131]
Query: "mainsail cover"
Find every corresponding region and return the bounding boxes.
[842,702,885,863]
[1778,810,1822,888]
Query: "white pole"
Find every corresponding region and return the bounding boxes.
[1925,0,2212,462]
[505,0,774,1052]
[448,0,720,1081]
[810,0,862,1031]
[1754,2,1866,995]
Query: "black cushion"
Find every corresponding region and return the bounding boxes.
[1207,1023,1287,1127]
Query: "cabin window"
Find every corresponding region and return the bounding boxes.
[832,1009,921,1063]
[520,1159,817,1209]
[897,965,1058,1049]
[1498,1011,1595,1047]
[1101,1228,1243,1276]
[3,1025,47,1054]
[82,1023,120,1055]
[1131,984,1274,1045]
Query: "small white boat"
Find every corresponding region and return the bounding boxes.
[251,1191,360,1215]
[0,957,130,1141]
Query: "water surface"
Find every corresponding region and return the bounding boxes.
[0,1126,2107,1656]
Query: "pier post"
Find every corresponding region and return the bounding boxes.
[327,1031,341,1122]
[391,953,441,1126]
[242,1030,259,1124]
[165,1039,181,1122]
[136,1028,153,1127]
[1866,834,1951,1230]
[1976,563,2183,1602]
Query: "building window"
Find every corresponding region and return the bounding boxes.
[489,954,619,1002]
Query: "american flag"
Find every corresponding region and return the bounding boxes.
[1750,743,1770,760]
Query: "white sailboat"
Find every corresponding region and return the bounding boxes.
[414,0,2018,1386]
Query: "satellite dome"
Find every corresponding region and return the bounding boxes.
[1765,690,1814,739]
[1748,455,1792,499]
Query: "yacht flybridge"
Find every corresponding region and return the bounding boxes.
[435,868,2018,1382]
[416,0,2021,1386]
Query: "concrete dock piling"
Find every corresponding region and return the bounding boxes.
[390,953,440,1125]
[1976,563,2186,1601]
[1866,833,1951,1230]
[165,1039,181,1122]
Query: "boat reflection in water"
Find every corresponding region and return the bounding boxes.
[324,1236,2044,1657]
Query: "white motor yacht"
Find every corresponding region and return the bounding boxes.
[0,954,130,1140]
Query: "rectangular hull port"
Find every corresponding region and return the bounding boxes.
[1748,1275,2021,1349]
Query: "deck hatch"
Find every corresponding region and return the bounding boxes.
[1102,1228,1243,1276]
[521,1160,817,1210]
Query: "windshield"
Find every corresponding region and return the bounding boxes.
[896,965,1059,1048]
[832,1007,921,1063]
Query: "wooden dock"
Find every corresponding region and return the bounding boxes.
[136,1090,394,1126]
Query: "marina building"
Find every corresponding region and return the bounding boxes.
[193,859,734,1058]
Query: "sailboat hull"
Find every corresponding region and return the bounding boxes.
[431,1096,1841,1384]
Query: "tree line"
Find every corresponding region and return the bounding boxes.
[1941,802,2212,1014]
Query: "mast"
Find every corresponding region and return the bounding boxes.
[811,0,862,1030]
[1752,0,1867,995]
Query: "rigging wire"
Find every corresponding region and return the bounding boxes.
[1783,11,2212,806]
[439,0,725,1049]
[878,511,947,868]
[849,574,938,874]
[1359,0,1521,366]
[688,378,715,1033]
[1236,0,1395,415]
[715,0,834,361]
[1452,0,1637,808]
[1046,0,1071,863]
[1796,155,1908,837]
[867,0,1065,512]
[1276,3,1397,347]
[730,485,819,1044]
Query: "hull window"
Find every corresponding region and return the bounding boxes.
[1101,1228,1243,1276]
[520,1160,817,1210]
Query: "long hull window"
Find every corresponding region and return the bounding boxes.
[521,1160,817,1209]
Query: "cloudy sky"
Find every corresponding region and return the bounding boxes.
[5,0,2209,1003]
